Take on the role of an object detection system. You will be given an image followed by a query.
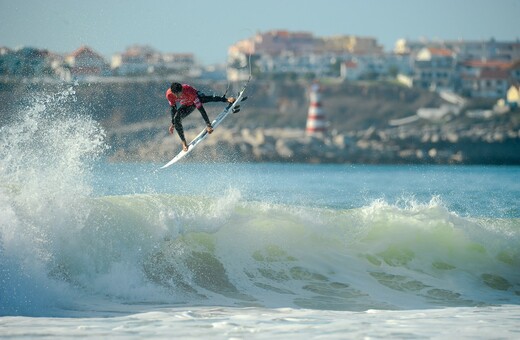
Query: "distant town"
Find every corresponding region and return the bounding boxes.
[0,30,520,92]
[0,30,520,109]
[1,30,519,108]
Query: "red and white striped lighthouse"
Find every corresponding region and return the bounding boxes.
[306,83,327,135]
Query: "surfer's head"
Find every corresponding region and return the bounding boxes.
[170,82,182,94]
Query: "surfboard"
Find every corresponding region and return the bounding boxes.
[159,81,249,169]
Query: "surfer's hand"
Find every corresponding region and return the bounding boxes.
[169,124,175,134]
[206,125,214,134]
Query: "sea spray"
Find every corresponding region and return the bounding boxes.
[0,85,107,315]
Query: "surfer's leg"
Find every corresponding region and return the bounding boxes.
[173,107,190,142]
[173,105,195,151]
[198,92,226,104]
[178,105,196,119]
[172,112,186,142]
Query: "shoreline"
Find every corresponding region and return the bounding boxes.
[107,126,520,165]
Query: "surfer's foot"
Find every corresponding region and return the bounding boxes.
[227,97,236,104]
[181,141,188,152]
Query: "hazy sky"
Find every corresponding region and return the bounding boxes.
[1,0,518,65]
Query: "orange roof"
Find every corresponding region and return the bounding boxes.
[462,60,512,69]
[343,61,358,68]
[70,45,103,58]
[428,48,453,56]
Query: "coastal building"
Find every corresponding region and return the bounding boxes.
[459,59,512,97]
[47,52,71,81]
[413,47,456,90]
[111,45,197,76]
[394,38,520,61]
[66,46,109,79]
[321,35,383,55]
[340,61,361,80]
[227,30,319,81]
[394,38,430,55]
[0,46,63,78]
[459,59,512,78]
[0,46,72,80]
[341,53,412,81]
[161,53,196,72]
[396,39,520,98]
[453,39,520,62]
[251,52,336,76]
[227,30,383,81]
[509,60,520,83]
[506,84,520,108]
[229,30,318,58]
[111,45,155,75]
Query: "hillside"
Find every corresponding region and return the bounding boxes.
[1,78,518,164]
[0,78,444,130]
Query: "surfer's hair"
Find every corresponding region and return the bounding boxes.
[170,82,182,93]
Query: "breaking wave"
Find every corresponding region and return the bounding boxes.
[1,87,519,316]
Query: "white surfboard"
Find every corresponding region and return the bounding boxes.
[159,82,249,169]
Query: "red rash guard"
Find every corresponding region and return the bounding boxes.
[166,84,202,109]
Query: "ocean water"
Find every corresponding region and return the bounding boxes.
[1,88,520,339]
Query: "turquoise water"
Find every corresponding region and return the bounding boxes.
[93,162,520,218]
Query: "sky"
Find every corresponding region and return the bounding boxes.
[1,0,518,65]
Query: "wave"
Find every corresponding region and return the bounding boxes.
[112,194,520,310]
[1,87,519,316]
[2,190,519,315]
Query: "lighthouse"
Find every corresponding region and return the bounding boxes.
[306,83,327,135]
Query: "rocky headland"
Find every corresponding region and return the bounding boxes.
[1,78,519,164]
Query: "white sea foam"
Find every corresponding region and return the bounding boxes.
[2,305,520,339]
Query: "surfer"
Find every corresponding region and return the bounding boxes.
[166,82,235,151]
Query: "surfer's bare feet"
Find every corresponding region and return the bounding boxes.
[227,97,236,104]
[181,141,188,152]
